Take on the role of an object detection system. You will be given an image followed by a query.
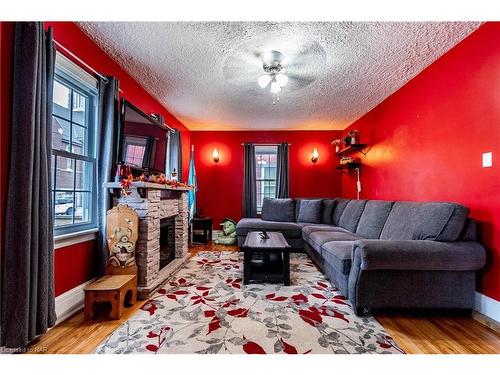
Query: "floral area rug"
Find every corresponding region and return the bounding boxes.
[96,251,404,354]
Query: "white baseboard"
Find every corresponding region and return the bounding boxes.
[474,292,500,323]
[54,278,96,325]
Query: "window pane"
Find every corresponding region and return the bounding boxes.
[125,144,146,168]
[53,80,71,120]
[72,91,87,126]
[52,116,71,152]
[54,191,74,227]
[55,156,75,190]
[254,145,278,212]
[51,62,98,234]
[74,192,91,224]
[72,124,87,156]
[75,159,93,192]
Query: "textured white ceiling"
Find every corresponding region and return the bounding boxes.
[78,22,481,131]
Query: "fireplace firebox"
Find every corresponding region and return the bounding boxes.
[160,217,176,269]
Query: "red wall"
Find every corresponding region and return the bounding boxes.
[1,22,191,296]
[191,131,343,226]
[341,22,500,301]
[54,240,96,296]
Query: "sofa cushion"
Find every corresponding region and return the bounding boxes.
[296,199,323,224]
[338,200,367,232]
[379,201,469,241]
[460,219,477,241]
[301,224,350,240]
[321,241,354,275]
[236,218,302,238]
[261,198,295,222]
[356,200,394,239]
[321,199,336,225]
[308,231,364,254]
[333,198,351,225]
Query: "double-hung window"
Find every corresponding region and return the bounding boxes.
[51,52,98,236]
[255,145,278,213]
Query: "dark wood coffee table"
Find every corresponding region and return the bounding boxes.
[241,231,291,285]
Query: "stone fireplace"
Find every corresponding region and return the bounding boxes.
[105,182,190,299]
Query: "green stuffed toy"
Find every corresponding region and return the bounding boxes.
[215,218,237,245]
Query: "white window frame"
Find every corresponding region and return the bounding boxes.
[52,52,99,241]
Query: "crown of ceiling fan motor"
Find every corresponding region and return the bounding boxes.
[262,50,285,74]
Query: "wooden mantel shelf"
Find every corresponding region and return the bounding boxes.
[104,181,192,191]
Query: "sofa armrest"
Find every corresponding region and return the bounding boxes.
[352,239,486,272]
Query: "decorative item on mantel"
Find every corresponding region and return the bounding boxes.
[170,168,178,182]
[118,171,194,196]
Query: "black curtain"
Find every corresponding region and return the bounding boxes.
[168,130,182,181]
[96,76,119,276]
[1,22,57,349]
[142,136,155,167]
[242,143,257,218]
[276,142,290,198]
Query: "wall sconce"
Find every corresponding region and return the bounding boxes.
[212,148,220,163]
[311,148,319,163]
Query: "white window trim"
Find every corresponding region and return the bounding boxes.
[54,227,98,250]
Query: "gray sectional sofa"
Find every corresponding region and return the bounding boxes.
[236,197,486,315]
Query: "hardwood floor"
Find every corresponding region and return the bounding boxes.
[27,242,500,354]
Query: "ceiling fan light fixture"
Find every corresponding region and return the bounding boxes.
[275,73,288,87]
[258,74,271,88]
[270,81,282,94]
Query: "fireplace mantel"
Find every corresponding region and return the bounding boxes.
[108,181,190,299]
[104,181,192,191]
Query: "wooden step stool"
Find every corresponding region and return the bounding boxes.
[84,204,139,320]
[84,274,137,320]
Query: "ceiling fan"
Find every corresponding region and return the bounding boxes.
[222,36,327,105]
[257,50,289,104]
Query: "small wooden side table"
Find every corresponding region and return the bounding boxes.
[192,216,213,244]
[84,274,137,320]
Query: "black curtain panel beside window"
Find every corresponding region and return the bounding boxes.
[242,143,257,218]
[276,142,290,198]
[167,129,183,181]
[1,22,57,349]
[96,75,119,276]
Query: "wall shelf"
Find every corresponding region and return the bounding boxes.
[335,144,367,157]
[336,162,361,170]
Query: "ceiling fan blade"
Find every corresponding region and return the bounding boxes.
[285,74,317,91]
[223,51,262,81]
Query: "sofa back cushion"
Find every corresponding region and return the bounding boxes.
[338,199,367,232]
[297,199,323,223]
[459,219,477,241]
[261,198,295,222]
[379,201,469,241]
[356,200,394,239]
[333,198,351,225]
[321,199,337,224]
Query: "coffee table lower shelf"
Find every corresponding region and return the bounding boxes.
[242,249,290,286]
